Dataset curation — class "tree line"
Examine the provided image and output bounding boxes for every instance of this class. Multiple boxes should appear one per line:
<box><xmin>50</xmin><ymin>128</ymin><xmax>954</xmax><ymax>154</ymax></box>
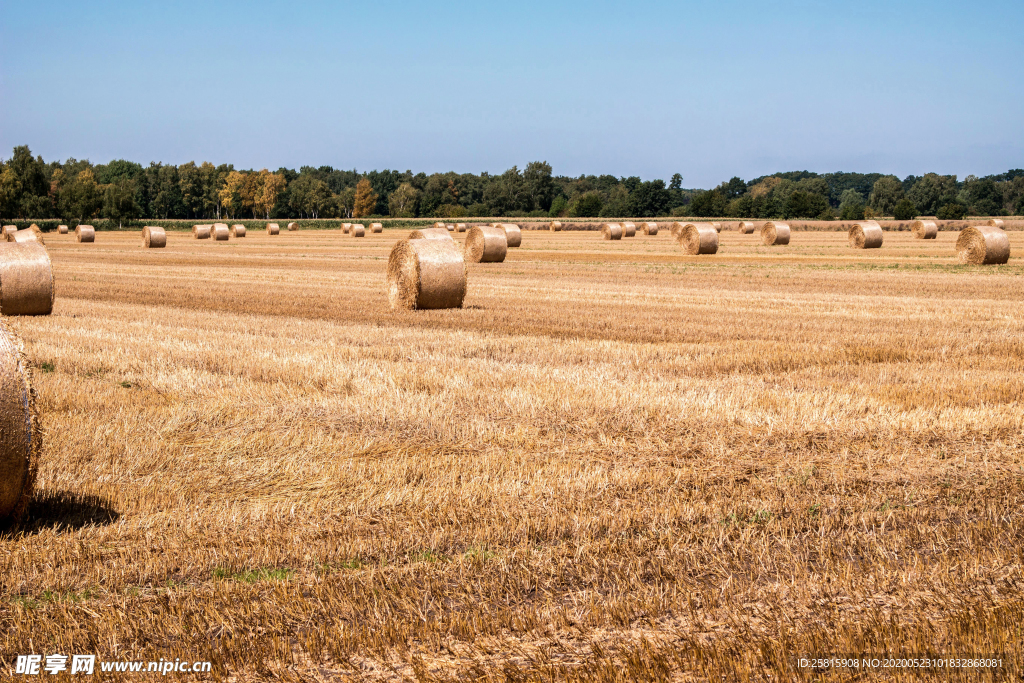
<box><xmin>0</xmin><ymin>145</ymin><xmax>1020</xmax><ymax>223</ymax></box>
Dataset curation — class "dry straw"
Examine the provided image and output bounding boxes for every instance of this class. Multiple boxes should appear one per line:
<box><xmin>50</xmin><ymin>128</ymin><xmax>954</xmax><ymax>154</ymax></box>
<box><xmin>465</xmin><ymin>225</ymin><xmax>508</xmax><ymax>263</ymax></box>
<box><xmin>75</xmin><ymin>225</ymin><xmax>95</xmax><ymax>243</ymax></box>
<box><xmin>193</xmin><ymin>224</ymin><xmax>212</xmax><ymax>239</ymax></box>
<box><xmin>987</xmin><ymin>218</ymin><xmax>1005</xmax><ymax>229</ymax></box>
<box><xmin>446</xmin><ymin>224</ymin><xmax>455</xmax><ymax>232</ymax></box>
<box><xmin>266</xmin><ymin>223</ymin><xmax>280</xmax><ymax>235</ymax></box>
<box><xmin>370</xmin><ymin>223</ymin><xmax>383</xmax><ymax>233</ymax></box>
<box><xmin>737</xmin><ymin>221</ymin><xmax>757</xmax><ymax>234</ymax></box>
<box><xmin>434</xmin><ymin>222</ymin><xmax>447</xmax><ymax>229</ymax></box>
<box><xmin>142</xmin><ymin>226</ymin><xmax>166</xmax><ymax>248</ymax></box>
<box><xmin>669</xmin><ymin>222</ymin><xmax>684</xmax><ymax>238</ymax></box>
<box><xmin>956</xmin><ymin>225</ymin><xmax>1010</xmax><ymax>265</ymax></box>
<box><xmin>9</xmin><ymin>225</ymin><xmax>43</xmax><ymax>245</ymax></box>
<box><xmin>0</xmin><ymin>320</ymin><xmax>41</xmax><ymax>523</ymax></box>
<box><xmin>1</xmin><ymin>226</ymin><xmax>16</xmax><ymax>238</ymax></box>
<box><xmin>287</xmin><ymin>222</ymin><xmax>299</xmax><ymax>231</ymax></box>
<box><xmin>351</xmin><ymin>224</ymin><xmax>366</xmax><ymax>237</ymax></box>
<box><xmin>849</xmin><ymin>220</ymin><xmax>884</xmax><ymax>249</ymax></box>
<box><xmin>601</xmin><ymin>223</ymin><xmax>623</xmax><ymax>240</ymax></box>
<box><xmin>709</xmin><ymin>222</ymin><xmax>722</xmax><ymax>233</ymax></box>
<box><xmin>621</xmin><ymin>222</ymin><xmax>637</xmax><ymax>237</ymax></box>
<box><xmin>761</xmin><ymin>221</ymin><xmax>791</xmax><ymax>246</ymax></box>
<box><xmin>455</xmin><ymin>223</ymin><xmax>467</xmax><ymax>233</ymax></box>
<box><xmin>409</xmin><ymin>227</ymin><xmax>454</xmax><ymax>241</ymax></box>
<box><xmin>642</xmin><ymin>222</ymin><xmax>658</xmax><ymax>235</ymax></box>
<box><xmin>387</xmin><ymin>237</ymin><xmax>467</xmax><ymax>310</ymax></box>
<box><xmin>497</xmin><ymin>223</ymin><xmax>522</xmax><ymax>247</ymax></box>
<box><xmin>341</xmin><ymin>223</ymin><xmax>351</xmax><ymax>234</ymax></box>
<box><xmin>550</xmin><ymin>221</ymin><xmax>562</xmax><ymax>232</ymax></box>
<box><xmin>212</xmin><ymin>224</ymin><xmax>230</xmax><ymax>241</ymax></box>
<box><xmin>911</xmin><ymin>219</ymin><xmax>938</xmax><ymax>239</ymax></box>
<box><xmin>57</xmin><ymin>225</ymin><xmax>69</xmax><ymax>234</ymax></box>
<box><xmin>230</xmin><ymin>224</ymin><xmax>246</xmax><ymax>238</ymax></box>
<box><xmin>0</xmin><ymin>241</ymin><xmax>54</xmax><ymax>316</ymax></box>
<box><xmin>678</xmin><ymin>223</ymin><xmax>720</xmax><ymax>255</ymax></box>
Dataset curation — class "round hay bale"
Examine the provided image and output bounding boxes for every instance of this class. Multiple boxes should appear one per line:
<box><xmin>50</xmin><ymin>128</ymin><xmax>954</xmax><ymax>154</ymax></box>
<box><xmin>10</xmin><ymin>227</ymin><xmax>42</xmax><ymax>245</ymax></box>
<box><xmin>737</xmin><ymin>221</ymin><xmax>757</xmax><ymax>234</ymax></box>
<box><xmin>267</xmin><ymin>223</ymin><xmax>280</xmax><ymax>235</ymax></box>
<box><xmin>370</xmin><ymin>223</ymin><xmax>384</xmax><ymax>233</ymax></box>
<box><xmin>988</xmin><ymin>219</ymin><xmax>1005</xmax><ymax>229</ymax></box>
<box><xmin>341</xmin><ymin>223</ymin><xmax>351</xmax><ymax>234</ymax></box>
<box><xmin>2</xmin><ymin>226</ymin><xmax>17</xmax><ymax>238</ymax></box>
<box><xmin>0</xmin><ymin>321</ymin><xmax>40</xmax><ymax>524</ymax></box>
<box><xmin>601</xmin><ymin>223</ymin><xmax>623</xmax><ymax>240</ymax></box>
<box><xmin>446</xmin><ymin>224</ymin><xmax>455</xmax><ymax>232</ymax></box>
<box><xmin>212</xmin><ymin>224</ymin><xmax>230</xmax><ymax>241</ymax></box>
<box><xmin>761</xmin><ymin>222</ymin><xmax>791</xmax><ymax>246</ymax></box>
<box><xmin>641</xmin><ymin>222</ymin><xmax>658</xmax><ymax>235</ymax></box>
<box><xmin>497</xmin><ymin>223</ymin><xmax>522</xmax><ymax>247</ymax></box>
<box><xmin>621</xmin><ymin>222</ymin><xmax>636</xmax><ymax>237</ymax></box>
<box><xmin>849</xmin><ymin>220</ymin><xmax>884</xmax><ymax>249</ymax></box>
<box><xmin>550</xmin><ymin>221</ymin><xmax>562</xmax><ymax>232</ymax></box>
<box><xmin>669</xmin><ymin>222</ymin><xmax>685</xmax><ymax>238</ymax></box>
<box><xmin>142</xmin><ymin>226</ymin><xmax>166</xmax><ymax>248</ymax></box>
<box><xmin>956</xmin><ymin>225</ymin><xmax>1010</xmax><ymax>265</ymax></box>
<box><xmin>230</xmin><ymin>224</ymin><xmax>246</xmax><ymax>238</ymax></box>
<box><xmin>387</xmin><ymin>238</ymin><xmax>467</xmax><ymax>310</ymax></box>
<box><xmin>351</xmin><ymin>224</ymin><xmax>365</xmax><ymax>237</ymax></box>
<box><xmin>409</xmin><ymin>227</ymin><xmax>454</xmax><ymax>241</ymax></box>
<box><xmin>75</xmin><ymin>225</ymin><xmax>95</xmax><ymax>243</ymax></box>
<box><xmin>0</xmin><ymin>241</ymin><xmax>54</xmax><ymax>316</ymax></box>
<box><xmin>911</xmin><ymin>219</ymin><xmax>938</xmax><ymax>239</ymax></box>
<box><xmin>57</xmin><ymin>225</ymin><xmax>69</xmax><ymax>235</ymax></box>
<box><xmin>455</xmin><ymin>223</ymin><xmax>467</xmax><ymax>233</ymax></box>
<box><xmin>434</xmin><ymin>222</ymin><xmax>447</xmax><ymax>229</ymax></box>
<box><xmin>287</xmin><ymin>222</ymin><xmax>299</xmax><ymax>231</ymax></box>
<box><xmin>193</xmin><ymin>224</ymin><xmax>212</xmax><ymax>239</ymax></box>
<box><xmin>465</xmin><ymin>226</ymin><xmax>507</xmax><ymax>263</ymax></box>
<box><xmin>709</xmin><ymin>222</ymin><xmax>722</xmax><ymax>233</ymax></box>
<box><xmin>678</xmin><ymin>223</ymin><xmax>720</xmax><ymax>255</ymax></box>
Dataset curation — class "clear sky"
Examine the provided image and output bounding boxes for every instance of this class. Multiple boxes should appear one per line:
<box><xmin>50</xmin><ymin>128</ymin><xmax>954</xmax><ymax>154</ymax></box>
<box><xmin>1</xmin><ymin>0</ymin><xmax>1021</xmax><ymax>188</ymax></box>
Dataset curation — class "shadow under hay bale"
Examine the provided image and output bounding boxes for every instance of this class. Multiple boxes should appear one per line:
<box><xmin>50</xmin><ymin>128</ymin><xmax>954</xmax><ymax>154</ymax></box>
<box><xmin>678</xmin><ymin>223</ymin><xmax>720</xmax><ymax>254</ymax></box>
<box><xmin>465</xmin><ymin>226</ymin><xmax>507</xmax><ymax>263</ymax></box>
<box><xmin>957</xmin><ymin>225</ymin><xmax>1010</xmax><ymax>265</ymax></box>
<box><xmin>761</xmin><ymin>222</ymin><xmax>791</xmax><ymax>246</ymax></box>
<box><xmin>142</xmin><ymin>226</ymin><xmax>166</xmax><ymax>248</ymax></box>
<box><xmin>849</xmin><ymin>220</ymin><xmax>884</xmax><ymax>249</ymax></box>
<box><xmin>387</xmin><ymin>238</ymin><xmax>467</xmax><ymax>310</ymax></box>
<box><xmin>2</xmin><ymin>491</ymin><xmax>119</xmax><ymax>536</ymax></box>
<box><xmin>0</xmin><ymin>242</ymin><xmax>54</xmax><ymax>316</ymax></box>
<box><xmin>0</xmin><ymin>321</ymin><xmax>40</xmax><ymax>527</ymax></box>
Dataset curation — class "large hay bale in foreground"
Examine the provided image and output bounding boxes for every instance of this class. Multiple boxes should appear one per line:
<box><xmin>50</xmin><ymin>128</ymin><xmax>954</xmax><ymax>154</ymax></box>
<box><xmin>212</xmin><ymin>224</ymin><xmax>230</xmax><ymax>241</ymax></box>
<box><xmin>621</xmin><ymin>222</ymin><xmax>636</xmax><ymax>237</ymax></box>
<box><xmin>351</xmin><ymin>224</ymin><xmax>365</xmax><ymax>237</ymax></box>
<box><xmin>409</xmin><ymin>227</ymin><xmax>454</xmax><ymax>241</ymax></box>
<box><xmin>911</xmin><ymin>219</ymin><xmax>938</xmax><ymax>239</ymax></box>
<box><xmin>387</xmin><ymin>238</ymin><xmax>467</xmax><ymax>310</ymax></box>
<box><xmin>287</xmin><ymin>222</ymin><xmax>299</xmax><ymax>231</ymax></box>
<box><xmin>267</xmin><ymin>223</ymin><xmax>280</xmax><ymax>235</ymax></box>
<box><xmin>0</xmin><ymin>242</ymin><xmax>54</xmax><ymax>316</ymax></box>
<box><xmin>497</xmin><ymin>223</ymin><xmax>522</xmax><ymax>247</ymax></box>
<box><xmin>193</xmin><ymin>224</ymin><xmax>212</xmax><ymax>239</ymax></box>
<box><xmin>230</xmin><ymin>224</ymin><xmax>246</xmax><ymax>238</ymax></box>
<box><xmin>849</xmin><ymin>220</ymin><xmax>884</xmax><ymax>249</ymax></box>
<box><xmin>988</xmin><ymin>219</ymin><xmax>1005</xmax><ymax>229</ymax></box>
<box><xmin>0</xmin><ymin>321</ymin><xmax>40</xmax><ymax>524</ymax></box>
<box><xmin>737</xmin><ymin>221</ymin><xmax>757</xmax><ymax>234</ymax></box>
<box><xmin>57</xmin><ymin>225</ymin><xmax>69</xmax><ymax>235</ymax></box>
<box><xmin>465</xmin><ymin>226</ymin><xmax>507</xmax><ymax>263</ymax></box>
<box><xmin>75</xmin><ymin>225</ymin><xmax>95</xmax><ymax>243</ymax></box>
<box><xmin>601</xmin><ymin>223</ymin><xmax>623</xmax><ymax>240</ymax></box>
<box><xmin>761</xmin><ymin>222</ymin><xmax>791</xmax><ymax>246</ymax></box>
<box><xmin>641</xmin><ymin>222</ymin><xmax>658</xmax><ymax>235</ymax></box>
<box><xmin>142</xmin><ymin>226</ymin><xmax>166</xmax><ymax>248</ymax></box>
<box><xmin>550</xmin><ymin>221</ymin><xmax>562</xmax><ymax>232</ymax></box>
<box><xmin>956</xmin><ymin>225</ymin><xmax>1010</xmax><ymax>265</ymax></box>
<box><xmin>370</xmin><ymin>223</ymin><xmax>383</xmax><ymax>233</ymax></box>
<box><xmin>678</xmin><ymin>223</ymin><xmax>720</xmax><ymax>255</ymax></box>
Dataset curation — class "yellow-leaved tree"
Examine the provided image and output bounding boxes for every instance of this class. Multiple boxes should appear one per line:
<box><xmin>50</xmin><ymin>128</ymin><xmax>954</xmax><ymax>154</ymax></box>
<box><xmin>218</xmin><ymin>171</ymin><xmax>246</xmax><ymax>219</ymax></box>
<box><xmin>257</xmin><ymin>171</ymin><xmax>286</xmax><ymax>219</ymax></box>
<box><xmin>353</xmin><ymin>179</ymin><xmax>378</xmax><ymax>218</ymax></box>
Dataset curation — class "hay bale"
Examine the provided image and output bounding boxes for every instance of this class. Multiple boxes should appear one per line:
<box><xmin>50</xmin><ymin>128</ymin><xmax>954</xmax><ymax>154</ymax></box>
<box><xmin>434</xmin><ymin>221</ymin><xmax>447</xmax><ymax>229</ymax></box>
<box><xmin>387</xmin><ymin>238</ymin><xmax>467</xmax><ymax>310</ymax></box>
<box><xmin>465</xmin><ymin>225</ymin><xmax>507</xmax><ymax>263</ymax></box>
<box><xmin>988</xmin><ymin>219</ymin><xmax>1005</xmax><ymax>229</ymax></box>
<box><xmin>0</xmin><ymin>241</ymin><xmax>54</xmax><ymax>316</ymax></box>
<box><xmin>497</xmin><ymin>223</ymin><xmax>522</xmax><ymax>247</ymax></box>
<box><xmin>230</xmin><ymin>224</ymin><xmax>246</xmax><ymax>238</ymax></box>
<box><xmin>409</xmin><ymin>227</ymin><xmax>454</xmax><ymax>241</ymax></box>
<box><xmin>911</xmin><ymin>219</ymin><xmax>938</xmax><ymax>239</ymax></box>
<box><xmin>601</xmin><ymin>223</ymin><xmax>623</xmax><ymax>240</ymax></box>
<box><xmin>351</xmin><ymin>224</ymin><xmax>365</xmax><ymax>237</ymax></box>
<box><xmin>956</xmin><ymin>225</ymin><xmax>1010</xmax><ymax>265</ymax></box>
<box><xmin>669</xmin><ymin>222</ymin><xmax>684</xmax><ymax>238</ymax></box>
<box><xmin>709</xmin><ymin>222</ymin><xmax>722</xmax><ymax>233</ymax></box>
<box><xmin>761</xmin><ymin>222</ymin><xmax>791</xmax><ymax>246</ymax></box>
<box><xmin>550</xmin><ymin>221</ymin><xmax>562</xmax><ymax>232</ymax></box>
<box><xmin>370</xmin><ymin>223</ymin><xmax>383</xmax><ymax>233</ymax></box>
<box><xmin>57</xmin><ymin>225</ymin><xmax>69</xmax><ymax>235</ymax></box>
<box><xmin>849</xmin><ymin>220</ymin><xmax>884</xmax><ymax>249</ymax></box>
<box><xmin>142</xmin><ymin>226</ymin><xmax>166</xmax><ymax>248</ymax></box>
<box><xmin>267</xmin><ymin>223</ymin><xmax>280</xmax><ymax>235</ymax></box>
<box><xmin>455</xmin><ymin>223</ymin><xmax>467</xmax><ymax>233</ymax></box>
<box><xmin>446</xmin><ymin>224</ymin><xmax>455</xmax><ymax>232</ymax></box>
<box><xmin>0</xmin><ymin>320</ymin><xmax>40</xmax><ymax>523</ymax></box>
<box><xmin>678</xmin><ymin>223</ymin><xmax>719</xmax><ymax>255</ymax></box>
<box><xmin>621</xmin><ymin>222</ymin><xmax>636</xmax><ymax>237</ymax></box>
<box><xmin>193</xmin><ymin>224</ymin><xmax>212</xmax><ymax>239</ymax></box>
<box><xmin>9</xmin><ymin>225</ymin><xmax>43</xmax><ymax>245</ymax></box>
<box><xmin>75</xmin><ymin>225</ymin><xmax>95</xmax><ymax>243</ymax></box>
<box><xmin>287</xmin><ymin>222</ymin><xmax>299</xmax><ymax>231</ymax></box>
<box><xmin>212</xmin><ymin>223</ymin><xmax>230</xmax><ymax>241</ymax></box>
<box><xmin>341</xmin><ymin>223</ymin><xmax>351</xmax><ymax>234</ymax></box>
<box><xmin>737</xmin><ymin>221</ymin><xmax>757</xmax><ymax>234</ymax></box>
<box><xmin>2</xmin><ymin>226</ymin><xmax>17</xmax><ymax>238</ymax></box>
<box><xmin>641</xmin><ymin>222</ymin><xmax>658</xmax><ymax>235</ymax></box>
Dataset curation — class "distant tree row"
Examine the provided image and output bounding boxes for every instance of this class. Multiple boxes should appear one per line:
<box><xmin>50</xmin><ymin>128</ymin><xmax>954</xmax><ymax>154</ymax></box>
<box><xmin>0</xmin><ymin>145</ymin><xmax>1020</xmax><ymax>222</ymax></box>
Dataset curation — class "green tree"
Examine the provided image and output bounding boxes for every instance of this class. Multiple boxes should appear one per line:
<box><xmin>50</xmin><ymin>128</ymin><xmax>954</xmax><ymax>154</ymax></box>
<box><xmin>60</xmin><ymin>169</ymin><xmax>101</xmax><ymax>221</ymax></box>
<box><xmin>548</xmin><ymin>195</ymin><xmax>568</xmax><ymax>217</ymax></box>
<box><xmin>838</xmin><ymin>188</ymin><xmax>866</xmax><ymax>220</ymax></box>
<box><xmin>785</xmin><ymin>191</ymin><xmax>829</xmax><ymax>218</ymax></box>
<box><xmin>868</xmin><ymin>176</ymin><xmax>904</xmax><ymax>215</ymax></box>
<box><xmin>388</xmin><ymin>182</ymin><xmax>420</xmax><ymax>217</ymax></box>
<box><xmin>892</xmin><ymin>198</ymin><xmax>917</xmax><ymax>220</ymax></box>
<box><xmin>689</xmin><ymin>189</ymin><xmax>727</xmax><ymax>217</ymax></box>
<box><xmin>483</xmin><ymin>167</ymin><xmax>526</xmax><ymax>215</ymax></box>
<box><xmin>102</xmin><ymin>178</ymin><xmax>140</xmax><ymax>227</ymax></box>
<box><xmin>0</xmin><ymin>166</ymin><xmax>23</xmax><ymax>219</ymax></box>
<box><xmin>567</xmin><ymin>191</ymin><xmax>602</xmax><ymax>217</ymax></box>
<box><xmin>936</xmin><ymin>202</ymin><xmax>967</xmax><ymax>220</ymax></box>
<box><xmin>718</xmin><ymin>176</ymin><xmax>746</xmax><ymax>199</ymax></box>
<box><xmin>627</xmin><ymin>179</ymin><xmax>671</xmax><ymax>216</ymax></box>
<box><xmin>907</xmin><ymin>173</ymin><xmax>957</xmax><ymax>215</ymax></box>
<box><xmin>523</xmin><ymin>161</ymin><xmax>554</xmax><ymax>212</ymax></box>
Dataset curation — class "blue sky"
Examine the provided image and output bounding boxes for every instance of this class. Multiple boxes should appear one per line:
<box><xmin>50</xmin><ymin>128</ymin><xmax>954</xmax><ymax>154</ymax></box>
<box><xmin>1</xmin><ymin>0</ymin><xmax>1021</xmax><ymax>188</ymax></box>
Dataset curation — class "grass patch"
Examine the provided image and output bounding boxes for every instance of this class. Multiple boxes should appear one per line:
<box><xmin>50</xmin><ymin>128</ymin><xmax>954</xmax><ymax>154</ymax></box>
<box><xmin>212</xmin><ymin>567</ymin><xmax>294</xmax><ymax>582</ymax></box>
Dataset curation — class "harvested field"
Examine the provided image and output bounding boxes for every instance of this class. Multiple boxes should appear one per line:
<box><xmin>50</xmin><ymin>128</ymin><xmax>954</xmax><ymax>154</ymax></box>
<box><xmin>2</xmin><ymin>228</ymin><xmax>1024</xmax><ymax>681</ymax></box>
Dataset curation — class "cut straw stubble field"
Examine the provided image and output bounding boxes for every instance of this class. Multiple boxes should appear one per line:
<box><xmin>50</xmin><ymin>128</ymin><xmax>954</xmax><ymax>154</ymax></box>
<box><xmin>1</xmin><ymin>229</ymin><xmax>1023</xmax><ymax>681</ymax></box>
